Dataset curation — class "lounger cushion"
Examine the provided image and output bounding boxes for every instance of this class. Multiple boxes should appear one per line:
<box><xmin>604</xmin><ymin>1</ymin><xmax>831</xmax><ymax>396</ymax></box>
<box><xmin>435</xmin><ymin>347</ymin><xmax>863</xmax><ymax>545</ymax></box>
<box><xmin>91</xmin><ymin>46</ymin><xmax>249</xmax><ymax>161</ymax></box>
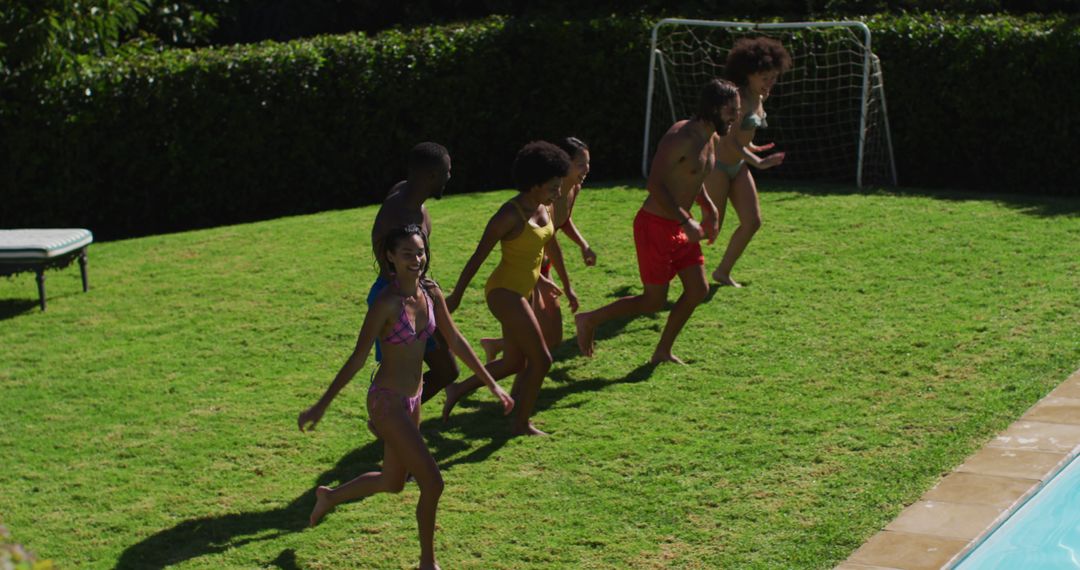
<box><xmin>0</xmin><ymin>229</ymin><xmax>94</xmax><ymax>260</ymax></box>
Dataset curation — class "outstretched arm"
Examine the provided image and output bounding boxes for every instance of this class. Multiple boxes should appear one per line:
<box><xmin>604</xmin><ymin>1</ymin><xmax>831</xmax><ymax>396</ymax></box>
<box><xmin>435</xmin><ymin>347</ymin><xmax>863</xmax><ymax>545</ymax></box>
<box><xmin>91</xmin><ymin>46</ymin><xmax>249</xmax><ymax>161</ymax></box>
<box><xmin>560</xmin><ymin>216</ymin><xmax>596</xmax><ymax>266</ymax></box>
<box><xmin>429</xmin><ymin>285</ymin><xmax>514</xmax><ymax>414</ymax></box>
<box><xmin>446</xmin><ymin>205</ymin><xmax>515</xmax><ymax>313</ymax></box>
<box><xmin>298</xmin><ymin>298</ymin><xmax>392</xmax><ymax>431</ymax></box>
<box><xmin>544</xmin><ymin>235</ymin><xmax>578</xmax><ymax>312</ymax></box>
<box><xmin>739</xmin><ymin>139</ymin><xmax>785</xmax><ymax>170</ymax></box>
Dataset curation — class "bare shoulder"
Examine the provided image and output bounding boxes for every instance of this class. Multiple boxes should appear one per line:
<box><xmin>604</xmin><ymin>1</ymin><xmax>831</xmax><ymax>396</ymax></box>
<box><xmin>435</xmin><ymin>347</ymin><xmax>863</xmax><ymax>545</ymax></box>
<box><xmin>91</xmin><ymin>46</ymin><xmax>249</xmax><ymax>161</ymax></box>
<box><xmin>370</xmin><ymin>286</ymin><xmax>400</xmax><ymax>317</ymax></box>
<box><xmin>423</xmin><ymin>279</ymin><xmax>445</xmax><ymax>300</ymax></box>
<box><xmin>385</xmin><ymin>180</ymin><xmax>408</xmax><ymax>200</ymax></box>
<box><xmin>655</xmin><ymin>122</ymin><xmax>698</xmax><ymax>166</ymax></box>
<box><xmin>492</xmin><ymin>199</ymin><xmax>520</xmax><ymax>223</ymax></box>
<box><xmin>660</xmin><ymin>121</ymin><xmax>697</xmax><ymax>151</ymax></box>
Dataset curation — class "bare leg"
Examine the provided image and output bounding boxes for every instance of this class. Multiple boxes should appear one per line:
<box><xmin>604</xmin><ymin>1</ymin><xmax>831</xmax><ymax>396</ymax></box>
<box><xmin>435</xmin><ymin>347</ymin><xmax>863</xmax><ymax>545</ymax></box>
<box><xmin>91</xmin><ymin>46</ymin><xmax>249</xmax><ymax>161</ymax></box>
<box><xmin>479</xmin><ymin>338</ymin><xmax>503</xmax><ymax>364</ymax></box>
<box><xmin>713</xmin><ymin>167</ymin><xmax>762</xmax><ymax>287</ymax></box>
<box><xmin>574</xmin><ymin>283</ymin><xmax>669</xmax><ymax>357</ymax></box>
<box><xmin>441</xmin><ymin>344</ymin><xmax>525</xmax><ymax>422</ymax></box>
<box><xmin>309</xmin><ymin>415</ymin><xmax>409</xmax><ymax>526</ymax></box>
<box><xmin>311</xmin><ymin>401</ymin><xmax>442</xmax><ymax>568</ymax></box>
<box><xmin>487</xmin><ymin>288</ymin><xmax>552</xmax><ymax>435</ymax></box>
<box><xmin>420</xmin><ymin>331</ymin><xmax>459</xmax><ymax>403</ymax></box>
<box><xmin>651</xmin><ymin>264</ymin><xmax>708</xmax><ymax>364</ymax></box>
<box><xmin>478</xmin><ymin>283</ymin><xmax>562</xmax><ymax>362</ymax></box>
<box><xmin>531</xmin><ymin>285</ymin><xmax>563</xmax><ymax>351</ymax></box>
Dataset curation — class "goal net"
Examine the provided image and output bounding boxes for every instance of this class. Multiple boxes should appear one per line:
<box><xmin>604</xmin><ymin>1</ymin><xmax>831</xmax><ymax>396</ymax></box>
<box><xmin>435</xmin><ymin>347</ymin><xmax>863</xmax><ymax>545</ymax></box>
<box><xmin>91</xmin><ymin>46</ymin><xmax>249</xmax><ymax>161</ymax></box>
<box><xmin>643</xmin><ymin>19</ymin><xmax>897</xmax><ymax>187</ymax></box>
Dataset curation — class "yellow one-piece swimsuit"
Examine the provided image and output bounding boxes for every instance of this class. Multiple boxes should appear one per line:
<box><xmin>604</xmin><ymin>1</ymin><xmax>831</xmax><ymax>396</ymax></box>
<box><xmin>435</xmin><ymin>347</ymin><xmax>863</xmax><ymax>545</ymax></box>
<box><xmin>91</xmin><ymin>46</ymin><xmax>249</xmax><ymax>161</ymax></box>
<box><xmin>485</xmin><ymin>200</ymin><xmax>554</xmax><ymax>298</ymax></box>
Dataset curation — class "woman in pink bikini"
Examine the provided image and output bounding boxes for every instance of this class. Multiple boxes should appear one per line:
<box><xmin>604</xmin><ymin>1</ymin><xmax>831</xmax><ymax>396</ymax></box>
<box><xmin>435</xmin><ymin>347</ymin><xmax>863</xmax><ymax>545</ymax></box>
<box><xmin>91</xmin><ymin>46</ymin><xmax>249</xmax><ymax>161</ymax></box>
<box><xmin>298</xmin><ymin>225</ymin><xmax>513</xmax><ymax>570</ymax></box>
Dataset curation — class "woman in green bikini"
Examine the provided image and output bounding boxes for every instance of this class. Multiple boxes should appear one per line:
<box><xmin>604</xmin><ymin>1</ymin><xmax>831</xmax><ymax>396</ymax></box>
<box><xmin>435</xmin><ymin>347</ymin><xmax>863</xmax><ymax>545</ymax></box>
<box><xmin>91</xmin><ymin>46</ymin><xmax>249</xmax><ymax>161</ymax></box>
<box><xmin>706</xmin><ymin>37</ymin><xmax>792</xmax><ymax>287</ymax></box>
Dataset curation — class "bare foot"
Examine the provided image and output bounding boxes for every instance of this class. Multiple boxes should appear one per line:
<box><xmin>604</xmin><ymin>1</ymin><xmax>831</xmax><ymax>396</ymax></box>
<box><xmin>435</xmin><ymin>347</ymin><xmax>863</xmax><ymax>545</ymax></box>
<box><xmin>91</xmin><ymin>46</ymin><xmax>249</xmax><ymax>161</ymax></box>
<box><xmin>574</xmin><ymin>312</ymin><xmax>595</xmax><ymax>357</ymax></box>
<box><xmin>711</xmin><ymin>268</ymin><xmax>742</xmax><ymax>288</ymax></box>
<box><xmin>512</xmin><ymin>422</ymin><xmax>549</xmax><ymax>437</ymax></box>
<box><xmin>650</xmin><ymin>351</ymin><xmax>686</xmax><ymax>365</ymax></box>
<box><xmin>309</xmin><ymin>485</ymin><xmax>334</xmax><ymax>527</ymax></box>
<box><xmin>441</xmin><ymin>383</ymin><xmax>461</xmax><ymax>423</ymax></box>
<box><xmin>480</xmin><ymin>338</ymin><xmax>501</xmax><ymax>364</ymax></box>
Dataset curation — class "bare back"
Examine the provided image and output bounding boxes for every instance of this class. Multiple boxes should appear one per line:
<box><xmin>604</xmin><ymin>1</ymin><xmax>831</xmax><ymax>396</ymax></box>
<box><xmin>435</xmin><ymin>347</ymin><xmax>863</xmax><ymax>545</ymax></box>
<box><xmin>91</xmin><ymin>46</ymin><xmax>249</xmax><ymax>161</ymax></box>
<box><xmin>643</xmin><ymin>119</ymin><xmax>716</xmax><ymax>218</ymax></box>
<box><xmin>371</xmin><ymin>181</ymin><xmax>432</xmax><ymax>279</ymax></box>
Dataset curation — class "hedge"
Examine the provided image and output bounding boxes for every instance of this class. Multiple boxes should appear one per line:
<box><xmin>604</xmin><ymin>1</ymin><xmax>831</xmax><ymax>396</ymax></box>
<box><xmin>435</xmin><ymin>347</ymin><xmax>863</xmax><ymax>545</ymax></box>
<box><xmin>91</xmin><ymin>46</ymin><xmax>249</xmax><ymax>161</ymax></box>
<box><xmin>870</xmin><ymin>13</ymin><xmax>1080</xmax><ymax>193</ymax></box>
<box><xmin>0</xmin><ymin>15</ymin><xmax>649</xmax><ymax>238</ymax></box>
<box><xmin>203</xmin><ymin>0</ymin><xmax>1080</xmax><ymax>45</ymax></box>
<box><xmin>0</xmin><ymin>13</ymin><xmax>1075</xmax><ymax>239</ymax></box>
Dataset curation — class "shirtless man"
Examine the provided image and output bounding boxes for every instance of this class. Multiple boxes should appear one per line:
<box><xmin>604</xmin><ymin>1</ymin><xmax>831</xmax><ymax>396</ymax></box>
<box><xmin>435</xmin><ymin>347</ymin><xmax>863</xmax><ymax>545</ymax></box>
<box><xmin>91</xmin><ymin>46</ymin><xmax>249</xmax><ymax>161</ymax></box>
<box><xmin>369</xmin><ymin>142</ymin><xmax>458</xmax><ymax>402</ymax></box>
<box><xmin>574</xmin><ymin>79</ymin><xmax>740</xmax><ymax>364</ymax></box>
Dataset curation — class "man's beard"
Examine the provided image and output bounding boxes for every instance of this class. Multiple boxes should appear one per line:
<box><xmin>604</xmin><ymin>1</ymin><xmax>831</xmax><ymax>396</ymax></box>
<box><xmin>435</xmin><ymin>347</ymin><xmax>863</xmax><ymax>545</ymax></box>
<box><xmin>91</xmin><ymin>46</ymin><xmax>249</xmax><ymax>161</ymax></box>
<box><xmin>713</xmin><ymin>118</ymin><xmax>731</xmax><ymax>136</ymax></box>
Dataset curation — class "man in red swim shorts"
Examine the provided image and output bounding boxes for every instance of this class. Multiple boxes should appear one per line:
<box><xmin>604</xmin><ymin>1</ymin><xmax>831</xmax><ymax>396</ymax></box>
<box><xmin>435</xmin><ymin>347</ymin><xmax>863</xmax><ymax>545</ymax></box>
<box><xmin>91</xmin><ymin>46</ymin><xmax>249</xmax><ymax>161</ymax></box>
<box><xmin>575</xmin><ymin>79</ymin><xmax>741</xmax><ymax>364</ymax></box>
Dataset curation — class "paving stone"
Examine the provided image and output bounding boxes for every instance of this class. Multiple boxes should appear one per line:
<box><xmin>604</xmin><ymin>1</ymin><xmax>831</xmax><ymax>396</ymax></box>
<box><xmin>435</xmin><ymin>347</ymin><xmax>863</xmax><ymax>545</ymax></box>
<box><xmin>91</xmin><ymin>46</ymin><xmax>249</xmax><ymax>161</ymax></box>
<box><xmin>989</xmin><ymin>420</ymin><xmax>1080</xmax><ymax>452</ymax></box>
<box><xmin>847</xmin><ymin>531</ymin><xmax>968</xmax><ymax>570</ymax></box>
<box><xmin>921</xmin><ymin>472</ymin><xmax>1035</xmax><ymax>508</ymax></box>
<box><xmin>885</xmin><ymin>500</ymin><xmax>1005</xmax><ymax>540</ymax></box>
<box><xmin>956</xmin><ymin>447</ymin><xmax>1067</xmax><ymax>480</ymax></box>
<box><xmin>1023</xmin><ymin>396</ymin><xmax>1080</xmax><ymax>425</ymax></box>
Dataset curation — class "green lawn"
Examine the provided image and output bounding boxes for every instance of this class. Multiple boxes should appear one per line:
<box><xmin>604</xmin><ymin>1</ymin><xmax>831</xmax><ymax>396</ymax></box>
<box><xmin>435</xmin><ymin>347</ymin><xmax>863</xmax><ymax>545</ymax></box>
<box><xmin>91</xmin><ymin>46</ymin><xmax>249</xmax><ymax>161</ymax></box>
<box><xmin>1</xmin><ymin>183</ymin><xmax>1078</xmax><ymax>569</ymax></box>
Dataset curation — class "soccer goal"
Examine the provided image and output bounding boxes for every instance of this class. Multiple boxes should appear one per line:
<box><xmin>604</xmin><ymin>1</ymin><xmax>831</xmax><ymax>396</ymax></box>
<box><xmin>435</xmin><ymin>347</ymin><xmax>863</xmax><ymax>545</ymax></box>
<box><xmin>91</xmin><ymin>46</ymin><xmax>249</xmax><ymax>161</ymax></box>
<box><xmin>643</xmin><ymin>19</ymin><xmax>897</xmax><ymax>187</ymax></box>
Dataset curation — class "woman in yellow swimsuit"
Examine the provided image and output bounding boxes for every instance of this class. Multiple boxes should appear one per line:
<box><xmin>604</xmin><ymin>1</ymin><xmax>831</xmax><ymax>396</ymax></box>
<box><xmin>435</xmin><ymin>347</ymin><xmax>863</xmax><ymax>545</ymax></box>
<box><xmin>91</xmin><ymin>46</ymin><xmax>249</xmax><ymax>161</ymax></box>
<box><xmin>444</xmin><ymin>141</ymin><xmax>571</xmax><ymax>436</ymax></box>
<box><xmin>480</xmin><ymin>136</ymin><xmax>594</xmax><ymax>362</ymax></box>
<box><xmin>705</xmin><ymin>36</ymin><xmax>791</xmax><ymax>287</ymax></box>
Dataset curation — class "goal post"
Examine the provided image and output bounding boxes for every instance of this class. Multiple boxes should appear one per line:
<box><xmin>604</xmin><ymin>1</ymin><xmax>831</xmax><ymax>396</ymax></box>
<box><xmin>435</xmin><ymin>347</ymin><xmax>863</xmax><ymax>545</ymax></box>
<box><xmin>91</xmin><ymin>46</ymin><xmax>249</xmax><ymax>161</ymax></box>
<box><xmin>642</xmin><ymin>19</ymin><xmax>898</xmax><ymax>188</ymax></box>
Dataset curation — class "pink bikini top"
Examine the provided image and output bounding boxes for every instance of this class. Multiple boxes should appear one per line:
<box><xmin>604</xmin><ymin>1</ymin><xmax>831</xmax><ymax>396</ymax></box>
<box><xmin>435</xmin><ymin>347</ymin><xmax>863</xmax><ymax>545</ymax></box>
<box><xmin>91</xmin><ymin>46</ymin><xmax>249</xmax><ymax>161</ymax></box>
<box><xmin>384</xmin><ymin>283</ymin><xmax>436</xmax><ymax>345</ymax></box>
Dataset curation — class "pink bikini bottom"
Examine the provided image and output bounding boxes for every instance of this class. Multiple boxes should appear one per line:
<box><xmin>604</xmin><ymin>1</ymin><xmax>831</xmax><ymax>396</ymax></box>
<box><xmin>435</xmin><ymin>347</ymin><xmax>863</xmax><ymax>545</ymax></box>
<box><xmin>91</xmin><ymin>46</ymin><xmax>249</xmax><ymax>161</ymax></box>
<box><xmin>366</xmin><ymin>383</ymin><xmax>422</xmax><ymax>438</ymax></box>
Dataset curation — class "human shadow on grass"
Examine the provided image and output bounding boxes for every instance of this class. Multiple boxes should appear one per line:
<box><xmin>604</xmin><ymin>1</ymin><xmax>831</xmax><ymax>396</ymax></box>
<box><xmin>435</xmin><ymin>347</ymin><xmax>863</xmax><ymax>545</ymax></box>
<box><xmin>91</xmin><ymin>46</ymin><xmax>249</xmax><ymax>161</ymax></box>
<box><xmin>703</xmin><ymin>282</ymin><xmax>744</xmax><ymax>304</ymax></box>
<box><xmin>269</xmin><ymin>548</ymin><xmax>302</xmax><ymax>570</ymax></box>
<box><xmin>557</xmin><ymin>284</ymin><xmax>666</xmax><ymax>358</ymax></box>
<box><xmin>0</xmin><ymin>298</ymin><xmax>39</xmax><ymax>320</ymax></box>
<box><xmin>114</xmin><ymin>358</ymin><xmax>657</xmax><ymax>569</ymax></box>
<box><xmin>434</xmin><ymin>359</ymin><xmax>661</xmax><ymax>469</ymax></box>
<box><xmin>114</xmin><ymin>421</ymin><xmax>465</xmax><ymax>568</ymax></box>
<box><xmin>761</xmin><ymin>180</ymin><xmax>1080</xmax><ymax>218</ymax></box>
<box><xmin>556</xmin><ymin>282</ymin><xmax>731</xmax><ymax>361</ymax></box>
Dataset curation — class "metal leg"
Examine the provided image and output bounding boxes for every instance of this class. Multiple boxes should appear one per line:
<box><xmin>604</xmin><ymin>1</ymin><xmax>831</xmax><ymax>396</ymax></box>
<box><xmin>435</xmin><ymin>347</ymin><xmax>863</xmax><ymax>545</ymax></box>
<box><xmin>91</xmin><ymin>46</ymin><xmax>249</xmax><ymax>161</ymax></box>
<box><xmin>36</xmin><ymin>268</ymin><xmax>46</xmax><ymax>311</ymax></box>
<box><xmin>79</xmin><ymin>248</ymin><xmax>89</xmax><ymax>292</ymax></box>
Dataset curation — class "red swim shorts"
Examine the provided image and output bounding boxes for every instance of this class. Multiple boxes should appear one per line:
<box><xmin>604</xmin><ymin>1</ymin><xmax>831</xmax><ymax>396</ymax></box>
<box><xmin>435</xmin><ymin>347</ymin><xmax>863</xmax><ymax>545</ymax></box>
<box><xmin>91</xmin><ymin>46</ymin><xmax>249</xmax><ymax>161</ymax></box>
<box><xmin>633</xmin><ymin>209</ymin><xmax>703</xmax><ymax>285</ymax></box>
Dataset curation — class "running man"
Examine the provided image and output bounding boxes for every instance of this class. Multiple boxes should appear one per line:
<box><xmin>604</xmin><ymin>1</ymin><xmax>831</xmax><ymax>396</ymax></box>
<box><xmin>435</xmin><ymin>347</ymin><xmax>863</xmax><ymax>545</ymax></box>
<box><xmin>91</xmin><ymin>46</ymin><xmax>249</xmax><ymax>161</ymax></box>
<box><xmin>575</xmin><ymin>79</ymin><xmax>741</xmax><ymax>364</ymax></box>
<box><xmin>369</xmin><ymin>142</ymin><xmax>459</xmax><ymax>402</ymax></box>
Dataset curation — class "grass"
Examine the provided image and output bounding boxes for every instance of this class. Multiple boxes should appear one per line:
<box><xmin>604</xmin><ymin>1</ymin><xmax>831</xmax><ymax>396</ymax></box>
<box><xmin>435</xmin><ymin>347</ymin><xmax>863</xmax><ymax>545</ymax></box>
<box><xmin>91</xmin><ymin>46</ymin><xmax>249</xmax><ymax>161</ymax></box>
<box><xmin>1</xmin><ymin>182</ymin><xmax>1078</xmax><ymax>569</ymax></box>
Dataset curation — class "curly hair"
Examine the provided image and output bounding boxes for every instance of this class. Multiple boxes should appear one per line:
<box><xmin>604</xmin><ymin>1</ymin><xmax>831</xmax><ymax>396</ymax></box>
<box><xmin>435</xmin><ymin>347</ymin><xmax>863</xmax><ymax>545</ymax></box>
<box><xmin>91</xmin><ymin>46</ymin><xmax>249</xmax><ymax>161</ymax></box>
<box><xmin>724</xmin><ymin>37</ymin><xmax>792</xmax><ymax>86</ymax></box>
<box><xmin>512</xmin><ymin>141</ymin><xmax>571</xmax><ymax>192</ymax></box>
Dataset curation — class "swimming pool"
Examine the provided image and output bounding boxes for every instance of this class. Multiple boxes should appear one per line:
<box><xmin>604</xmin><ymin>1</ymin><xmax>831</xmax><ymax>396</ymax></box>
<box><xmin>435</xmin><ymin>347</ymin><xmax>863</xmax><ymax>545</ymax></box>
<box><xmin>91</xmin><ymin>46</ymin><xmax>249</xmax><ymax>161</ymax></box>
<box><xmin>952</xmin><ymin>451</ymin><xmax>1080</xmax><ymax>569</ymax></box>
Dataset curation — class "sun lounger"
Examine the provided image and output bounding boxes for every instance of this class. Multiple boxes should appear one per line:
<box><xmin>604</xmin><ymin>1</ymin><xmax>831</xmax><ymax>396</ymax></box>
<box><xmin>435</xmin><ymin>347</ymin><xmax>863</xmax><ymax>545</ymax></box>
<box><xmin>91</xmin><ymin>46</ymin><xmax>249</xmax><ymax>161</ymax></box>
<box><xmin>0</xmin><ymin>229</ymin><xmax>94</xmax><ymax>311</ymax></box>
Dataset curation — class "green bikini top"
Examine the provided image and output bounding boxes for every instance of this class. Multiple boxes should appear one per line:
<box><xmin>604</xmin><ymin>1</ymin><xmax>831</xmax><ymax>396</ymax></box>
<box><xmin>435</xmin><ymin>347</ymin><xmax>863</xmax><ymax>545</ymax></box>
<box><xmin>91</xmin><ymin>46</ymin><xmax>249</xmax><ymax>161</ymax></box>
<box><xmin>741</xmin><ymin>111</ymin><xmax>767</xmax><ymax>130</ymax></box>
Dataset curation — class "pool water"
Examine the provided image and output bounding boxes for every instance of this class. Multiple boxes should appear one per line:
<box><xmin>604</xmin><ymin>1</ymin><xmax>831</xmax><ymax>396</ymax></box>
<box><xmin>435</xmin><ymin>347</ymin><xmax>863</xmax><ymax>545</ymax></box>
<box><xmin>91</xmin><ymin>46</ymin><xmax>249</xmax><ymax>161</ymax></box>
<box><xmin>953</xmin><ymin>453</ymin><xmax>1080</xmax><ymax>569</ymax></box>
